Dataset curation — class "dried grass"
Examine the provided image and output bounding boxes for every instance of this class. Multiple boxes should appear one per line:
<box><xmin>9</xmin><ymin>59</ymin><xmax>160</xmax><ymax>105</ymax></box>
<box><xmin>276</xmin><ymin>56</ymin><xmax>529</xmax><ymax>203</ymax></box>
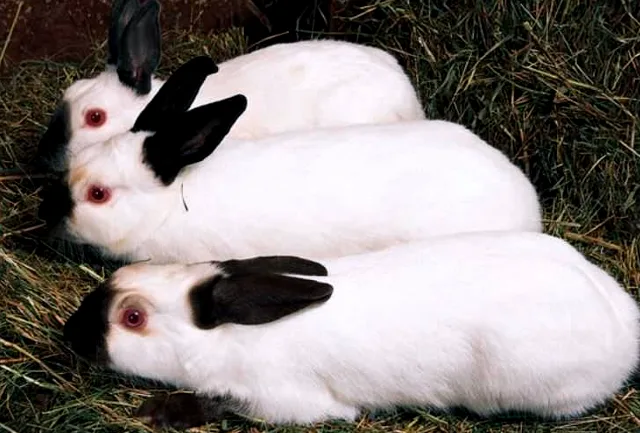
<box><xmin>1</xmin><ymin>1</ymin><xmax>639</xmax><ymax>432</ymax></box>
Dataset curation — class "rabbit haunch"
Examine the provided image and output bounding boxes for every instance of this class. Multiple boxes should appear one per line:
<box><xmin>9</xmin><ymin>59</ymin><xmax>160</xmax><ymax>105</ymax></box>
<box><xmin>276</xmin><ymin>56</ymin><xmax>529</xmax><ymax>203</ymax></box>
<box><xmin>35</xmin><ymin>1</ymin><xmax>424</xmax><ymax>172</ymax></box>
<box><xmin>63</xmin><ymin>232</ymin><xmax>640</xmax><ymax>427</ymax></box>
<box><xmin>40</xmin><ymin>86</ymin><xmax>542</xmax><ymax>263</ymax></box>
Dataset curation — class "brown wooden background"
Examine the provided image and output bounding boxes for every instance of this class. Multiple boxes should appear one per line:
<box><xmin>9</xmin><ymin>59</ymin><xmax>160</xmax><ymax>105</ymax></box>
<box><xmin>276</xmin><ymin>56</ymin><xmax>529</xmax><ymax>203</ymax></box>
<box><xmin>0</xmin><ymin>0</ymin><xmax>351</xmax><ymax>69</ymax></box>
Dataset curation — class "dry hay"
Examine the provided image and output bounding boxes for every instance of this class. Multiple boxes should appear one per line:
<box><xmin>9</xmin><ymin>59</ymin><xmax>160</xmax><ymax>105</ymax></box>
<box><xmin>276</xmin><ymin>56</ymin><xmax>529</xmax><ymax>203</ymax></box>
<box><xmin>1</xmin><ymin>1</ymin><xmax>639</xmax><ymax>432</ymax></box>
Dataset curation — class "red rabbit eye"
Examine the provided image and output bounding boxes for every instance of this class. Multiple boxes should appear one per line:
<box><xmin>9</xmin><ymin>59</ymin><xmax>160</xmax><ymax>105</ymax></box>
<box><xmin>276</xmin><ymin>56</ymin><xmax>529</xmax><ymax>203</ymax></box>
<box><xmin>86</xmin><ymin>185</ymin><xmax>111</xmax><ymax>204</ymax></box>
<box><xmin>85</xmin><ymin>108</ymin><xmax>106</xmax><ymax>127</ymax></box>
<box><xmin>121</xmin><ymin>308</ymin><xmax>146</xmax><ymax>329</ymax></box>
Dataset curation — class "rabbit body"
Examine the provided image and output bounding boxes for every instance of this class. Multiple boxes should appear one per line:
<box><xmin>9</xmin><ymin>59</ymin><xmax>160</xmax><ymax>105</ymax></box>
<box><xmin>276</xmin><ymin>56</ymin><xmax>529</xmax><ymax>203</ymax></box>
<box><xmin>192</xmin><ymin>40</ymin><xmax>426</xmax><ymax>138</ymax></box>
<box><xmin>175</xmin><ymin>234</ymin><xmax>638</xmax><ymax>422</ymax></box>
<box><xmin>39</xmin><ymin>40</ymin><xmax>424</xmax><ymax>172</ymax></box>
<box><xmin>65</xmin><ymin>232</ymin><xmax>640</xmax><ymax>425</ymax></box>
<box><xmin>56</xmin><ymin>118</ymin><xmax>541</xmax><ymax>263</ymax></box>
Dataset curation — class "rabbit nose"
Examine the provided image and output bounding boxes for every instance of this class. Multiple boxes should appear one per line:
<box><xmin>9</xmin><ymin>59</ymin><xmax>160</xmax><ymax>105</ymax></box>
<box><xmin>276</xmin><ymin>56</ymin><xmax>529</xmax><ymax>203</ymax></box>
<box><xmin>63</xmin><ymin>313</ymin><xmax>109</xmax><ymax>364</ymax></box>
<box><xmin>38</xmin><ymin>180</ymin><xmax>74</xmax><ymax>228</ymax></box>
<box><xmin>63</xmin><ymin>284</ymin><xmax>112</xmax><ymax>364</ymax></box>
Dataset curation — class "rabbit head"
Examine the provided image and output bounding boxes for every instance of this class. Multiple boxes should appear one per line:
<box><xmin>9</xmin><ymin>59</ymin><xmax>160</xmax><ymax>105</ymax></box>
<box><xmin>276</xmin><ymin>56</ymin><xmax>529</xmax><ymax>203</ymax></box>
<box><xmin>38</xmin><ymin>56</ymin><xmax>245</xmax><ymax>259</ymax></box>
<box><xmin>63</xmin><ymin>256</ymin><xmax>331</xmax><ymax>383</ymax></box>
<box><xmin>37</xmin><ymin>0</ymin><xmax>162</xmax><ymax>172</ymax></box>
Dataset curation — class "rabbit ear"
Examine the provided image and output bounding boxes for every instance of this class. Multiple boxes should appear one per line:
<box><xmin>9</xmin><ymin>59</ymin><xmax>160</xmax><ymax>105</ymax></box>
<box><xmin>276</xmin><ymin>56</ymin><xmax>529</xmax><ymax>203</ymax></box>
<box><xmin>114</xmin><ymin>0</ymin><xmax>162</xmax><ymax>95</ymax></box>
<box><xmin>107</xmin><ymin>0</ymin><xmax>142</xmax><ymax>66</ymax></box>
<box><xmin>218</xmin><ymin>256</ymin><xmax>328</xmax><ymax>277</ymax></box>
<box><xmin>142</xmin><ymin>94</ymin><xmax>247</xmax><ymax>185</ymax></box>
<box><xmin>132</xmin><ymin>56</ymin><xmax>219</xmax><ymax>133</ymax></box>
<box><xmin>189</xmin><ymin>270</ymin><xmax>333</xmax><ymax>329</ymax></box>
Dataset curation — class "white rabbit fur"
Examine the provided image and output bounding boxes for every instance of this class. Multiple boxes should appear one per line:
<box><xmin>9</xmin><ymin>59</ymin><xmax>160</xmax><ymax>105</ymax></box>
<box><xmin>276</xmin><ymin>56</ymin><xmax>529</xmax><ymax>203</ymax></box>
<box><xmin>41</xmin><ymin>40</ymin><xmax>425</xmax><ymax>171</ymax></box>
<box><xmin>63</xmin><ymin>231</ymin><xmax>640</xmax><ymax>425</ymax></box>
<box><xmin>51</xmin><ymin>115</ymin><xmax>542</xmax><ymax>264</ymax></box>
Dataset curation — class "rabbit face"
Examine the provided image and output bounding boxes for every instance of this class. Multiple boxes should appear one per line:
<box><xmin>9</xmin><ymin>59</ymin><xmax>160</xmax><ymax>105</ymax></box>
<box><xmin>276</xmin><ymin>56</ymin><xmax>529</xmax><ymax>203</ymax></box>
<box><xmin>63</xmin><ymin>257</ymin><xmax>331</xmax><ymax>384</ymax></box>
<box><xmin>37</xmin><ymin>56</ymin><xmax>239</xmax><ymax>260</ymax></box>
<box><xmin>63</xmin><ymin>262</ymin><xmax>210</xmax><ymax>382</ymax></box>
<box><xmin>38</xmin><ymin>71</ymin><xmax>157</xmax><ymax>172</ymax></box>
<box><xmin>38</xmin><ymin>132</ymin><xmax>175</xmax><ymax>259</ymax></box>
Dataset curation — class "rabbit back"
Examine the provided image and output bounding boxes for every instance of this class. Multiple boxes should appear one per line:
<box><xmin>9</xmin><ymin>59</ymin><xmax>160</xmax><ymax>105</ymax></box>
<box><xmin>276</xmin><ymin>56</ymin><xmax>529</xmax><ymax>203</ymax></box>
<box><xmin>185</xmin><ymin>233</ymin><xmax>639</xmax><ymax>422</ymax></box>
<box><xmin>193</xmin><ymin>40</ymin><xmax>426</xmax><ymax>139</ymax></box>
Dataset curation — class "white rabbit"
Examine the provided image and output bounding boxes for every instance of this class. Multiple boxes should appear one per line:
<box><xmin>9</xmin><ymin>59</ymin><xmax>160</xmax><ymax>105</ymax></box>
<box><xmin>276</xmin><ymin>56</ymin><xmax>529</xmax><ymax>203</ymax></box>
<box><xmin>62</xmin><ymin>231</ymin><xmax>640</xmax><ymax>428</ymax></box>
<box><xmin>35</xmin><ymin>0</ymin><xmax>424</xmax><ymax>172</ymax></box>
<box><xmin>37</xmin><ymin>55</ymin><xmax>542</xmax><ymax>264</ymax></box>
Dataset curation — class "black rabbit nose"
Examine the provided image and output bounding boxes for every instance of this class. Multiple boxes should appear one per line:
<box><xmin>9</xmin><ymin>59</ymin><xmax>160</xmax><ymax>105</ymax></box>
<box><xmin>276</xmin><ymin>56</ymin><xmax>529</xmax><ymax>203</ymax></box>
<box><xmin>63</xmin><ymin>313</ymin><xmax>109</xmax><ymax>364</ymax></box>
<box><xmin>63</xmin><ymin>284</ymin><xmax>113</xmax><ymax>364</ymax></box>
<box><xmin>38</xmin><ymin>180</ymin><xmax>74</xmax><ymax>228</ymax></box>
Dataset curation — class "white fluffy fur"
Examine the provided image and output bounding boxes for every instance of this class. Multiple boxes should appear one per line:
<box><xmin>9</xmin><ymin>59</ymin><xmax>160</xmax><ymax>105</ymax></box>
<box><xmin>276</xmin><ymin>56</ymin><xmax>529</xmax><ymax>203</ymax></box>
<box><xmin>62</xmin><ymin>40</ymin><xmax>425</xmax><ymax>159</ymax></box>
<box><xmin>104</xmin><ymin>231</ymin><xmax>640</xmax><ymax>424</ymax></box>
<box><xmin>65</xmin><ymin>119</ymin><xmax>542</xmax><ymax>263</ymax></box>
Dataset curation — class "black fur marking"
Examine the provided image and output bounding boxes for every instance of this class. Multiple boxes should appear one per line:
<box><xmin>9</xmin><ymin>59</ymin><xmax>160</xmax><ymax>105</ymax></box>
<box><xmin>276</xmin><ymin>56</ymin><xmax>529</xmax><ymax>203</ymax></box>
<box><xmin>142</xmin><ymin>94</ymin><xmax>247</xmax><ymax>185</ymax></box>
<box><xmin>36</xmin><ymin>102</ymin><xmax>71</xmax><ymax>173</ymax></box>
<box><xmin>107</xmin><ymin>0</ymin><xmax>143</xmax><ymax>66</ymax></box>
<box><xmin>63</xmin><ymin>282</ymin><xmax>114</xmax><ymax>364</ymax></box>
<box><xmin>132</xmin><ymin>56</ymin><xmax>219</xmax><ymax>133</ymax></box>
<box><xmin>48</xmin><ymin>240</ymin><xmax>128</xmax><ymax>270</ymax></box>
<box><xmin>36</xmin><ymin>179</ymin><xmax>132</xmax><ymax>266</ymax></box>
<box><xmin>38</xmin><ymin>177</ymin><xmax>74</xmax><ymax>228</ymax></box>
<box><xmin>115</xmin><ymin>0</ymin><xmax>161</xmax><ymax>95</ymax></box>
<box><xmin>219</xmin><ymin>256</ymin><xmax>328</xmax><ymax>277</ymax></box>
<box><xmin>135</xmin><ymin>392</ymin><xmax>247</xmax><ymax>429</ymax></box>
<box><xmin>189</xmin><ymin>265</ymin><xmax>333</xmax><ymax>329</ymax></box>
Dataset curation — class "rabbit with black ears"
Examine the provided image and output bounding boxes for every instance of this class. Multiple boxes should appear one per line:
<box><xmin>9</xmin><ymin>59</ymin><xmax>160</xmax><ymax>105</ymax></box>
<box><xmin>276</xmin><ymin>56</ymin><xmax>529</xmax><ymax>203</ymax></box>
<box><xmin>38</xmin><ymin>54</ymin><xmax>542</xmax><ymax>264</ymax></box>
<box><xmin>36</xmin><ymin>0</ymin><xmax>425</xmax><ymax>172</ymax></box>
<box><xmin>63</xmin><ymin>231</ymin><xmax>640</xmax><ymax>428</ymax></box>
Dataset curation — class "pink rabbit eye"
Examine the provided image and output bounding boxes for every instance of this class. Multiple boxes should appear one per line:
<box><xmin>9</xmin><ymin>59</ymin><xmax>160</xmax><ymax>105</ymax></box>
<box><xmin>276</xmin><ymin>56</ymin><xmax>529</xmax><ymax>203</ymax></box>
<box><xmin>121</xmin><ymin>308</ymin><xmax>146</xmax><ymax>329</ymax></box>
<box><xmin>85</xmin><ymin>108</ymin><xmax>106</xmax><ymax>127</ymax></box>
<box><xmin>86</xmin><ymin>185</ymin><xmax>111</xmax><ymax>204</ymax></box>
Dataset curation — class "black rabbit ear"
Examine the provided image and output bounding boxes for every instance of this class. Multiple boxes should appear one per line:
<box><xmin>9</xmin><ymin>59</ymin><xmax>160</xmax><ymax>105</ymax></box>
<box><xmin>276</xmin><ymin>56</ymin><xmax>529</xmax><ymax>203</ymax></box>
<box><xmin>132</xmin><ymin>56</ymin><xmax>219</xmax><ymax>133</ymax></box>
<box><xmin>218</xmin><ymin>256</ymin><xmax>328</xmax><ymax>277</ymax></box>
<box><xmin>142</xmin><ymin>94</ymin><xmax>247</xmax><ymax>185</ymax></box>
<box><xmin>107</xmin><ymin>0</ymin><xmax>142</xmax><ymax>66</ymax></box>
<box><xmin>189</xmin><ymin>270</ymin><xmax>333</xmax><ymax>329</ymax></box>
<box><xmin>114</xmin><ymin>0</ymin><xmax>161</xmax><ymax>95</ymax></box>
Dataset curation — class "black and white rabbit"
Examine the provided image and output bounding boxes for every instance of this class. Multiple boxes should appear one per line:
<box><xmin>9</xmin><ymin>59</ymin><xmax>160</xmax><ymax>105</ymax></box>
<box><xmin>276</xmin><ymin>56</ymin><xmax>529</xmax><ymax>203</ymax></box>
<box><xmin>63</xmin><ymin>231</ymin><xmax>640</xmax><ymax>428</ymax></box>
<box><xmin>41</xmin><ymin>57</ymin><xmax>542</xmax><ymax>263</ymax></box>
<box><xmin>36</xmin><ymin>0</ymin><xmax>425</xmax><ymax>172</ymax></box>
<box><xmin>38</xmin><ymin>56</ymin><xmax>542</xmax><ymax>264</ymax></box>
